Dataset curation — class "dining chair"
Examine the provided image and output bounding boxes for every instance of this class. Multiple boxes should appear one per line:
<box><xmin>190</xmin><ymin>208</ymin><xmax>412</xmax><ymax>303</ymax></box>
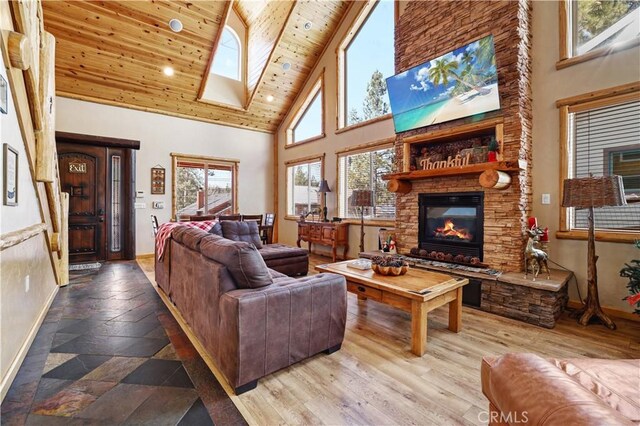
<box><xmin>151</xmin><ymin>215</ymin><xmax>159</xmax><ymax>236</ymax></box>
<box><xmin>242</xmin><ymin>214</ymin><xmax>263</xmax><ymax>224</ymax></box>
<box><xmin>260</xmin><ymin>213</ymin><xmax>276</xmax><ymax>245</ymax></box>
<box><xmin>189</xmin><ymin>214</ymin><xmax>216</xmax><ymax>221</ymax></box>
<box><xmin>218</xmin><ymin>214</ymin><xmax>242</xmax><ymax>221</ymax></box>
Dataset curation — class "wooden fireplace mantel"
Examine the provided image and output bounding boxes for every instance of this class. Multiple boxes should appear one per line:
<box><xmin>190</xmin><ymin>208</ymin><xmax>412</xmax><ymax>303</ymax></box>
<box><xmin>383</xmin><ymin>161</ymin><xmax>526</xmax><ymax>193</ymax></box>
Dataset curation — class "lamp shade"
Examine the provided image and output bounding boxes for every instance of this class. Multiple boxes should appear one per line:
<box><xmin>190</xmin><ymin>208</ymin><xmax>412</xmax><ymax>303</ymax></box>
<box><xmin>562</xmin><ymin>175</ymin><xmax>627</xmax><ymax>209</ymax></box>
<box><xmin>318</xmin><ymin>179</ymin><xmax>331</xmax><ymax>193</ymax></box>
<box><xmin>351</xmin><ymin>189</ymin><xmax>373</xmax><ymax>207</ymax></box>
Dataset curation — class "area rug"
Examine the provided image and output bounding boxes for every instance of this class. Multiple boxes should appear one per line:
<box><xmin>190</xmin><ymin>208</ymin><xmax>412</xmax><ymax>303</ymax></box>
<box><xmin>69</xmin><ymin>262</ymin><xmax>102</xmax><ymax>271</ymax></box>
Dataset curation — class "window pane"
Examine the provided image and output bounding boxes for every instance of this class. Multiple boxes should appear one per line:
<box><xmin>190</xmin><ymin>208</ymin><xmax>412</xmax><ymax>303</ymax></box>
<box><xmin>571</xmin><ymin>100</ymin><xmax>640</xmax><ymax>230</ymax></box>
<box><xmin>176</xmin><ymin>162</ymin><xmax>206</xmax><ymax>218</ymax></box>
<box><xmin>212</xmin><ymin>27</ymin><xmax>240</xmax><ymax>80</ymax></box>
<box><xmin>288</xmin><ymin>161</ymin><xmax>322</xmax><ymax>217</ymax></box>
<box><xmin>207</xmin><ymin>166</ymin><xmax>233</xmax><ymax>216</ymax></box>
<box><xmin>340</xmin><ymin>147</ymin><xmax>395</xmax><ymax>219</ymax></box>
<box><xmin>110</xmin><ymin>155</ymin><xmax>121</xmax><ymax>252</ymax></box>
<box><xmin>574</xmin><ymin>1</ymin><xmax>640</xmax><ymax>56</ymax></box>
<box><xmin>345</xmin><ymin>0</ymin><xmax>395</xmax><ymax>126</ymax></box>
<box><xmin>372</xmin><ymin>148</ymin><xmax>395</xmax><ymax>219</ymax></box>
<box><xmin>293</xmin><ymin>92</ymin><xmax>322</xmax><ymax>142</ymax></box>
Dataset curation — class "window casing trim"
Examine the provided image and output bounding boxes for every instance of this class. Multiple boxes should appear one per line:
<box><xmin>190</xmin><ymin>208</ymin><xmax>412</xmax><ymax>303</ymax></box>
<box><xmin>284</xmin><ymin>154</ymin><xmax>326</xmax><ymax>220</ymax></box>
<box><xmin>557</xmin><ymin>0</ymin><xmax>640</xmax><ymax>70</ymax></box>
<box><xmin>285</xmin><ymin>71</ymin><xmax>325</xmax><ymax>147</ymax></box>
<box><xmin>171</xmin><ymin>153</ymin><xmax>239</xmax><ymax>220</ymax></box>
<box><xmin>336</xmin><ymin>0</ymin><xmax>397</xmax><ymax>130</ymax></box>
<box><xmin>557</xmin><ymin>85</ymin><xmax>640</xmax><ymax>243</ymax></box>
<box><xmin>337</xmin><ymin>140</ymin><xmax>396</xmax><ymax>222</ymax></box>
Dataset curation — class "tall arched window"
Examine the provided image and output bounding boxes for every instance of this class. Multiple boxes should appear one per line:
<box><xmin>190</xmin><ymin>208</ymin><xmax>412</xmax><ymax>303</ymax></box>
<box><xmin>211</xmin><ymin>26</ymin><xmax>241</xmax><ymax>81</ymax></box>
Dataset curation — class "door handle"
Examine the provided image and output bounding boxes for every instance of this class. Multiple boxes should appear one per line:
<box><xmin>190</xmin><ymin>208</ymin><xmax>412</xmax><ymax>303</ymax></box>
<box><xmin>98</xmin><ymin>217</ymin><xmax>105</xmax><ymax>223</ymax></box>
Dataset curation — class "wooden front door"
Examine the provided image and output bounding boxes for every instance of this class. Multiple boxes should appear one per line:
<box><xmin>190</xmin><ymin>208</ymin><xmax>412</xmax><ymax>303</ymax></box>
<box><xmin>58</xmin><ymin>144</ymin><xmax>106</xmax><ymax>262</ymax></box>
<box><xmin>58</xmin><ymin>142</ymin><xmax>134</xmax><ymax>263</ymax></box>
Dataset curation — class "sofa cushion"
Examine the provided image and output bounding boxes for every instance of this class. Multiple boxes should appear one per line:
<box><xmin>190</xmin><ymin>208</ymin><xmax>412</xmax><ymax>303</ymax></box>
<box><xmin>209</xmin><ymin>222</ymin><xmax>223</xmax><ymax>237</ymax></box>
<box><xmin>200</xmin><ymin>235</ymin><xmax>272</xmax><ymax>289</ymax></box>
<box><xmin>259</xmin><ymin>244</ymin><xmax>308</xmax><ymax>260</ymax></box>
<box><xmin>172</xmin><ymin>226</ymin><xmax>209</xmax><ymax>251</ymax></box>
<box><xmin>220</xmin><ymin>221</ymin><xmax>263</xmax><ymax>249</ymax></box>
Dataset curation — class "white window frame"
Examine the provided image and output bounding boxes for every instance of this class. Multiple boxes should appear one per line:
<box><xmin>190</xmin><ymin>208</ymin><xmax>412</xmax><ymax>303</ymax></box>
<box><xmin>212</xmin><ymin>26</ymin><xmax>242</xmax><ymax>81</ymax></box>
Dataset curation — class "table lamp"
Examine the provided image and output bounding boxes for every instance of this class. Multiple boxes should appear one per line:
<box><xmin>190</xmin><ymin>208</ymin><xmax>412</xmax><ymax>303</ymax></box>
<box><xmin>318</xmin><ymin>179</ymin><xmax>331</xmax><ymax>222</ymax></box>
<box><xmin>562</xmin><ymin>175</ymin><xmax>626</xmax><ymax>330</ymax></box>
<box><xmin>352</xmin><ymin>189</ymin><xmax>373</xmax><ymax>254</ymax></box>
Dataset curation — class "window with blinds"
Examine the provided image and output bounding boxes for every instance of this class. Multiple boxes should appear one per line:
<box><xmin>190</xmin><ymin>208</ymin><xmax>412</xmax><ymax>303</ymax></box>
<box><xmin>570</xmin><ymin>100</ymin><xmax>640</xmax><ymax>230</ymax></box>
<box><xmin>286</xmin><ymin>160</ymin><xmax>322</xmax><ymax>217</ymax></box>
<box><xmin>173</xmin><ymin>157</ymin><xmax>236</xmax><ymax>219</ymax></box>
<box><xmin>338</xmin><ymin>146</ymin><xmax>395</xmax><ymax>220</ymax></box>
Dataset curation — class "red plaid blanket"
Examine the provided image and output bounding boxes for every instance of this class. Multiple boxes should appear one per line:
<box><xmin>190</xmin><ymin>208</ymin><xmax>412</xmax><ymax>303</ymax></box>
<box><xmin>155</xmin><ymin>220</ymin><xmax>216</xmax><ymax>261</ymax></box>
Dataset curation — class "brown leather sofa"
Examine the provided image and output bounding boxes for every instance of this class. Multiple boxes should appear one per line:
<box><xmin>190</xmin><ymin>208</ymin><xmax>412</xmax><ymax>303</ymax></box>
<box><xmin>155</xmin><ymin>226</ymin><xmax>347</xmax><ymax>394</ymax></box>
<box><xmin>482</xmin><ymin>353</ymin><xmax>639</xmax><ymax>425</ymax></box>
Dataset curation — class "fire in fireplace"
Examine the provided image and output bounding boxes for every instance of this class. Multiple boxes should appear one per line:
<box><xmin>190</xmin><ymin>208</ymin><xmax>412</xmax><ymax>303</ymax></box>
<box><xmin>419</xmin><ymin>192</ymin><xmax>484</xmax><ymax>261</ymax></box>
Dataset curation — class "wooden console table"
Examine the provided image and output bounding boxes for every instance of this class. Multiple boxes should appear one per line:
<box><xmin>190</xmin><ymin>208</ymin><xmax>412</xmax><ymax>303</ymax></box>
<box><xmin>297</xmin><ymin>221</ymin><xmax>349</xmax><ymax>262</ymax></box>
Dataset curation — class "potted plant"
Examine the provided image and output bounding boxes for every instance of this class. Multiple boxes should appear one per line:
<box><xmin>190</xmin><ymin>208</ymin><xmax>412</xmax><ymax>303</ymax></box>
<box><xmin>620</xmin><ymin>240</ymin><xmax>640</xmax><ymax>316</ymax></box>
<box><xmin>487</xmin><ymin>137</ymin><xmax>499</xmax><ymax>162</ymax></box>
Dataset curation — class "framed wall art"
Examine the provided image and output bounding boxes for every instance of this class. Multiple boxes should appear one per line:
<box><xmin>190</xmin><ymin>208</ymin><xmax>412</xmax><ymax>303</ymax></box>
<box><xmin>151</xmin><ymin>165</ymin><xmax>165</xmax><ymax>194</ymax></box>
<box><xmin>3</xmin><ymin>143</ymin><xmax>18</xmax><ymax>206</ymax></box>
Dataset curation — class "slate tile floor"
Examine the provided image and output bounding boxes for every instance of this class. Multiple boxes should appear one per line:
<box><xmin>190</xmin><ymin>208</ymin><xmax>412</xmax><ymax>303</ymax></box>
<box><xmin>1</xmin><ymin>261</ymin><xmax>246</xmax><ymax>425</ymax></box>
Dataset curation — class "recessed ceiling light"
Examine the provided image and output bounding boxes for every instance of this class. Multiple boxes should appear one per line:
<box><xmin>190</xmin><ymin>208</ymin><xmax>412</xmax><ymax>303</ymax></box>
<box><xmin>266</xmin><ymin>95</ymin><xmax>274</xmax><ymax>102</ymax></box>
<box><xmin>163</xmin><ymin>66</ymin><xmax>175</xmax><ymax>76</ymax></box>
<box><xmin>169</xmin><ymin>18</ymin><xmax>183</xmax><ymax>33</ymax></box>
<box><xmin>282</xmin><ymin>62</ymin><xmax>291</xmax><ymax>71</ymax></box>
<box><xmin>304</xmin><ymin>21</ymin><xmax>312</xmax><ymax>31</ymax></box>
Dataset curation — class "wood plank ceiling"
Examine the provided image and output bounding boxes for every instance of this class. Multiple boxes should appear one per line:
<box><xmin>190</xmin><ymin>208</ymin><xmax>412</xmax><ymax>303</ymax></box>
<box><xmin>42</xmin><ymin>0</ymin><xmax>350</xmax><ymax>133</ymax></box>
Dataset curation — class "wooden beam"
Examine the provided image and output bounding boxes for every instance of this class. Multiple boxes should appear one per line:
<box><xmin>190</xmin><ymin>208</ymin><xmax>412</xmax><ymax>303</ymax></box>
<box><xmin>55</xmin><ymin>131</ymin><xmax>141</xmax><ymax>150</ymax></box>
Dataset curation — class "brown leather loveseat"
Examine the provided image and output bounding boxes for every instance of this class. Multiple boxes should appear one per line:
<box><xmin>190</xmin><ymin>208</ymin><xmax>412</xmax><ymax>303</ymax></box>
<box><xmin>155</xmin><ymin>226</ymin><xmax>347</xmax><ymax>394</ymax></box>
<box><xmin>482</xmin><ymin>353</ymin><xmax>639</xmax><ymax>425</ymax></box>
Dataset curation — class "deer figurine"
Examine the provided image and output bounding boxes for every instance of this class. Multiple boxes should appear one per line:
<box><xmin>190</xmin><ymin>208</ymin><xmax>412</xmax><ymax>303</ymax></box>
<box><xmin>524</xmin><ymin>227</ymin><xmax>550</xmax><ymax>281</ymax></box>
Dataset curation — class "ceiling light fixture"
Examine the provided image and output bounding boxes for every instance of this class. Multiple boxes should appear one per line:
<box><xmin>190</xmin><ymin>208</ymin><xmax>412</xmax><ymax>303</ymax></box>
<box><xmin>304</xmin><ymin>21</ymin><xmax>312</xmax><ymax>31</ymax></box>
<box><xmin>282</xmin><ymin>62</ymin><xmax>291</xmax><ymax>71</ymax></box>
<box><xmin>163</xmin><ymin>66</ymin><xmax>175</xmax><ymax>76</ymax></box>
<box><xmin>266</xmin><ymin>95</ymin><xmax>274</xmax><ymax>102</ymax></box>
<box><xmin>169</xmin><ymin>18</ymin><xmax>183</xmax><ymax>33</ymax></box>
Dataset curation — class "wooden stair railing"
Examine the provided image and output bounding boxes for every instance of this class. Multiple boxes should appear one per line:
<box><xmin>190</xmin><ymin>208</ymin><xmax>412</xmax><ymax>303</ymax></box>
<box><xmin>1</xmin><ymin>0</ymin><xmax>69</xmax><ymax>285</ymax></box>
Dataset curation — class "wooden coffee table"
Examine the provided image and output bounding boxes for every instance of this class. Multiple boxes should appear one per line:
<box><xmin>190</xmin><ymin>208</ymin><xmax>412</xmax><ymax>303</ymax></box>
<box><xmin>315</xmin><ymin>260</ymin><xmax>469</xmax><ymax>356</ymax></box>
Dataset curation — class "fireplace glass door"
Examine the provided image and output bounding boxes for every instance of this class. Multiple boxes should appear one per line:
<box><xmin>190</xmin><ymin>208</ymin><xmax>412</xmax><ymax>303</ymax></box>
<box><xmin>426</xmin><ymin>206</ymin><xmax>478</xmax><ymax>244</ymax></box>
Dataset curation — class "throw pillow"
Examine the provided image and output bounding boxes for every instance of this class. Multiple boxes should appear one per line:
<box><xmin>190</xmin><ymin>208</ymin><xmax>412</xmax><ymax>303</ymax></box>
<box><xmin>220</xmin><ymin>221</ymin><xmax>263</xmax><ymax>249</ymax></box>
<box><xmin>200</xmin><ymin>235</ymin><xmax>272</xmax><ymax>289</ymax></box>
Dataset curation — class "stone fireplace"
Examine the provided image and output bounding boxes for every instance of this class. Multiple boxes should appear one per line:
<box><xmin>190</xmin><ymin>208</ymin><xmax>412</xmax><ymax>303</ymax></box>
<box><xmin>392</xmin><ymin>0</ymin><xmax>533</xmax><ymax>273</ymax></box>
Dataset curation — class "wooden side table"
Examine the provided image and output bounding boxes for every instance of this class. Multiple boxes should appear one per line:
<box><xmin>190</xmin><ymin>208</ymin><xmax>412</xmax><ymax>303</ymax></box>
<box><xmin>297</xmin><ymin>221</ymin><xmax>349</xmax><ymax>262</ymax></box>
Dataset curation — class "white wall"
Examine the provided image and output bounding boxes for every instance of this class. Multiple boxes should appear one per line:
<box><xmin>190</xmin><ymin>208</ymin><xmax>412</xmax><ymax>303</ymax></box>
<box><xmin>56</xmin><ymin>97</ymin><xmax>274</xmax><ymax>255</ymax></box>
<box><xmin>0</xmin><ymin>50</ymin><xmax>58</xmax><ymax>399</ymax></box>
<box><xmin>531</xmin><ymin>1</ymin><xmax>640</xmax><ymax>312</ymax></box>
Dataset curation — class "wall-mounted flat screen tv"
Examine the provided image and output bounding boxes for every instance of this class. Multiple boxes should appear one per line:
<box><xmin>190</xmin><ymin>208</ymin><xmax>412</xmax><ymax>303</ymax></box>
<box><xmin>386</xmin><ymin>35</ymin><xmax>500</xmax><ymax>134</ymax></box>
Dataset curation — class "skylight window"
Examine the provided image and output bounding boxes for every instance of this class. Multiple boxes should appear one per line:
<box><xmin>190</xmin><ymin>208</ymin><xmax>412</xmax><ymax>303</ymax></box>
<box><xmin>211</xmin><ymin>27</ymin><xmax>241</xmax><ymax>81</ymax></box>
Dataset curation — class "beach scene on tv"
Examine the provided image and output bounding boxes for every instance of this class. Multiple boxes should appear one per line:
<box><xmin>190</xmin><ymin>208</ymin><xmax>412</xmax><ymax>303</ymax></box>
<box><xmin>386</xmin><ymin>35</ymin><xmax>500</xmax><ymax>133</ymax></box>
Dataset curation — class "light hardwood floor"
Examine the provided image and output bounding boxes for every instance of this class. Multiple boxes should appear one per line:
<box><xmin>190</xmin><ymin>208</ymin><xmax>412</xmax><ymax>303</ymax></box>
<box><xmin>138</xmin><ymin>255</ymin><xmax>640</xmax><ymax>426</ymax></box>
